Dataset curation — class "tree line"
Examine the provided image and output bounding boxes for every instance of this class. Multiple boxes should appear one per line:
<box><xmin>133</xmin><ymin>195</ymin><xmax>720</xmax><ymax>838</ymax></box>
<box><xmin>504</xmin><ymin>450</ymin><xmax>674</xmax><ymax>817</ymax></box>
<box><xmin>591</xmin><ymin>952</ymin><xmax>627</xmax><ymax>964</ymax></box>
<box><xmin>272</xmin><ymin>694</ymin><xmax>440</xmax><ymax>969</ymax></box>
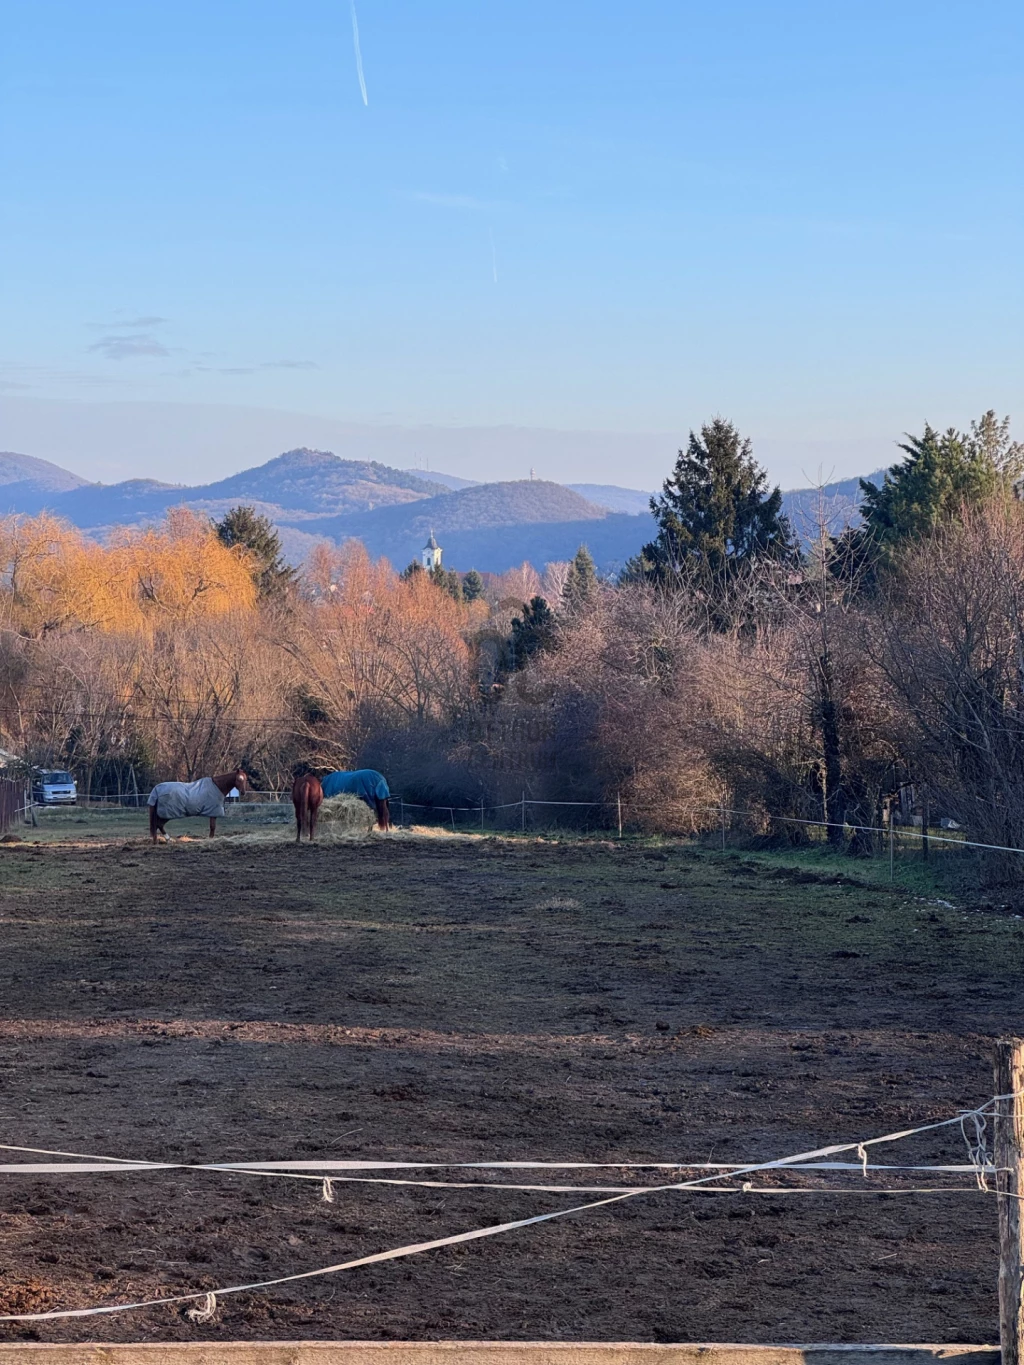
<box><xmin>1</xmin><ymin>410</ymin><xmax>1022</xmax><ymax>879</ymax></box>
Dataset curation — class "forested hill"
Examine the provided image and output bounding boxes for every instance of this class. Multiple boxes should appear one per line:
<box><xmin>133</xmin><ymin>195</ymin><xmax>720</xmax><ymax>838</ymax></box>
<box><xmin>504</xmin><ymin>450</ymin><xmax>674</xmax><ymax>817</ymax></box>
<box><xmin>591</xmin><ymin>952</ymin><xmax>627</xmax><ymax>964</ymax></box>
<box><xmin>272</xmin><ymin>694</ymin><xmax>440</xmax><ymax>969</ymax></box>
<box><xmin>0</xmin><ymin>450</ymin><xmax>91</xmax><ymax>495</ymax></box>
<box><xmin>0</xmin><ymin>448</ymin><xmax>449</xmax><ymax>523</ymax></box>
<box><xmin>0</xmin><ymin>443</ymin><xmax>884</xmax><ymax>574</ymax></box>
<box><xmin>297</xmin><ymin>480</ymin><xmax>621</xmax><ymax>573</ymax></box>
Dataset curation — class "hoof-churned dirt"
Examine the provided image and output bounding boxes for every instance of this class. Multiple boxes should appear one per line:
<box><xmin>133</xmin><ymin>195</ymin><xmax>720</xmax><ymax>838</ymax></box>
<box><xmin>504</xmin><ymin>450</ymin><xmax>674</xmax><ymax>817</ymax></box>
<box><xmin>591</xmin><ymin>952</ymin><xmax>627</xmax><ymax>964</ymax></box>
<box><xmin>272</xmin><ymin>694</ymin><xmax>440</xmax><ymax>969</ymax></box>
<box><xmin>0</xmin><ymin>821</ymin><xmax>1020</xmax><ymax>1344</ymax></box>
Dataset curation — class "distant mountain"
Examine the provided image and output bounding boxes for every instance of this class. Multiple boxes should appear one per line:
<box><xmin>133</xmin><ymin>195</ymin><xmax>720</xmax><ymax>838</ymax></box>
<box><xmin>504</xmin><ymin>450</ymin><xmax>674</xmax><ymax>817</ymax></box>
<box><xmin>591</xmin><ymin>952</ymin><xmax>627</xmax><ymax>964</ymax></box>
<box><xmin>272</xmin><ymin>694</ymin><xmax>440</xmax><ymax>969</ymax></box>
<box><xmin>400</xmin><ymin>468</ymin><xmax>478</xmax><ymax>491</ymax></box>
<box><xmin>426</xmin><ymin>513</ymin><xmax>658</xmax><ymax>577</ymax></box>
<box><xmin>400</xmin><ymin>473</ymin><xmax>655</xmax><ymax>512</ymax></box>
<box><xmin>567</xmin><ymin>483</ymin><xmax>653</xmax><ymax>515</ymax></box>
<box><xmin>0</xmin><ymin>448</ymin><xmax>448</xmax><ymax>530</ymax></box>
<box><xmin>0</xmin><ymin>442</ymin><xmax>894</xmax><ymax>574</ymax></box>
<box><xmin>202</xmin><ymin>449</ymin><xmax>447</xmax><ymax>515</ymax></box>
<box><xmin>0</xmin><ymin>450</ymin><xmax>91</xmax><ymax>506</ymax></box>
<box><xmin>300</xmin><ymin>480</ymin><xmax>612</xmax><ymax>568</ymax></box>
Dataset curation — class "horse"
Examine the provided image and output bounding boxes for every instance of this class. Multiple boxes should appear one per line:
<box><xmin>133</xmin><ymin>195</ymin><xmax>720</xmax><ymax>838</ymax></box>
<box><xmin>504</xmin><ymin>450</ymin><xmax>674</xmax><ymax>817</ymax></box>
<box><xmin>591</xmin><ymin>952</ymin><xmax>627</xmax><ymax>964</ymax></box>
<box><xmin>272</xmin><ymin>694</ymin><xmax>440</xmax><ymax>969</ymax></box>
<box><xmin>147</xmin><ymin>768</ymin><xmax>248</xmax><ymax>843</ymax></box>
<box><xmin>292</xmin><ymin>772</ymin><xmax>323</xmax><ymax>843</ymax></box>
<box><xmin>320</xmin><ymin>768</ymin><xmax>391</xmax><ymax>830</ymax></box>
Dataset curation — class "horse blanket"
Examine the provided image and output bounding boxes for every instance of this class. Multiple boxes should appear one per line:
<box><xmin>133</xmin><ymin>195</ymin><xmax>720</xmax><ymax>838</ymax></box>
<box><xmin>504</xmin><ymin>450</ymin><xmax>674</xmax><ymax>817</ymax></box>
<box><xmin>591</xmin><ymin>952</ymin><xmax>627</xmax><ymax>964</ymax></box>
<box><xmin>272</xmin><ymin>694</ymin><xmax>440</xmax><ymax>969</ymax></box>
<box><xmin>147</xmin><ymin>777</ymin><xmax>226</xmax><ymax>821</ymax></box>
<box><xmin>321</xmin><ymin>769</ymin><xmax>390</xmax><ymax>808</ymax></box>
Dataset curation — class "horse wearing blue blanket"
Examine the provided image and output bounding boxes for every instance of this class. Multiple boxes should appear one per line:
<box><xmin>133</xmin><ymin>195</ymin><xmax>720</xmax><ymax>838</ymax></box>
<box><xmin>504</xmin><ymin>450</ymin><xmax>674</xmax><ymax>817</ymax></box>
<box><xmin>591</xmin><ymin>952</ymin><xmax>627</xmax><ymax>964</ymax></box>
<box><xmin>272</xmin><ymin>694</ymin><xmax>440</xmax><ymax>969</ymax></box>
<box><xmin>321</xmin><ymin>768</ymin><xmax>391</xmax><ymax>830</ymax></box>
<box><xmin>148</xmin><ymin>768</ymin><xmax>248</xmax><ymax>843</ymax></box>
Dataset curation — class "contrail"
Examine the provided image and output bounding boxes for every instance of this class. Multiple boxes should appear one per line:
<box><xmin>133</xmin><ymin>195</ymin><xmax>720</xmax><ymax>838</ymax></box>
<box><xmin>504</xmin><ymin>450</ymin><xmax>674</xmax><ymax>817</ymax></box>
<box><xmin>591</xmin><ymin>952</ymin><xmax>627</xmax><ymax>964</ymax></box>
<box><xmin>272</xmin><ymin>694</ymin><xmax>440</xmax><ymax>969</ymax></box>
<box><xmin>350</xmin><ymin>0</ymin><xmax>368</xmax><ymax>106</ymax></box>
<box><xmin>489</xmin><ymin>227</ymin><xmax>498</xmax><ymax>284</ymax></box>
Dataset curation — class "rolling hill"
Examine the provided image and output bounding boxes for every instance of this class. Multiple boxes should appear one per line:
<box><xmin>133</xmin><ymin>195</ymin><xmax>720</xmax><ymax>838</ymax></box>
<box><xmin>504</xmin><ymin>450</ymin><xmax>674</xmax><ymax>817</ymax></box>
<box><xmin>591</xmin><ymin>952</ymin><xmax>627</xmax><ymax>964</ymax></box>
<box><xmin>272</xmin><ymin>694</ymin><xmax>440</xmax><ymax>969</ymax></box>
<box><xmin>0</xmin><ymin>450</ymin><xmax>91</xmax><ymax>500</ymax></box>
<box><xmin>298</xmin><ymin>479</ymin><xmax>621</xmax><ymax>572</ymax></box>
<box><xmin>0</xmin><ymin>449</ymin><xmax>448</xmax><ymax>529</ymax></box>
<box><xmin>0</xmin><ymin>444</ymin><xmax>888</xmax><ymax>574</ymax></box>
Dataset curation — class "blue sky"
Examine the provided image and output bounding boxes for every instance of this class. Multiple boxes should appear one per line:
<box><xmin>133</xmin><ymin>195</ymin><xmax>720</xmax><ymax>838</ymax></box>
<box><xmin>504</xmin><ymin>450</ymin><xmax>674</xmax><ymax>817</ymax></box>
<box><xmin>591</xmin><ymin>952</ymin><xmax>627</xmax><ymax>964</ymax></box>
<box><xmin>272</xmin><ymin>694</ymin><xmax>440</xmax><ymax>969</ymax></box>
<box><xmin>1</xmin><ymin>0</ymin><xmax>1021</xmax><ymax>487</ymax></box>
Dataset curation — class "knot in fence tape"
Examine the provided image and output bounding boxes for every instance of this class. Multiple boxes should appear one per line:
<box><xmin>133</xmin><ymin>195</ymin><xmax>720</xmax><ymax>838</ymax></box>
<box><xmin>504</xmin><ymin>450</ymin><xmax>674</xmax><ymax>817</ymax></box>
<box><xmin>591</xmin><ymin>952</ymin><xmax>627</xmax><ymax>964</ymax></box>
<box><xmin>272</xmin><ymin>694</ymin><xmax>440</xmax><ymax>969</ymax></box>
<box><xmin>856</xmin><ymin>1143</ymin><xmax>869</xmax><ymax>1178</ymax></box>
<box><xmin>185</xmin><ymin>1293</ymin><xmax>217</xmax><ymax>1324</ymax></box>
<box><xmin>321</xmin><ymin>1177</ymin><xmax>335</xmax><ymax>1204</ymax></box>
<box><xmin>961</xmin><ymin>1108</ymin><xmax>992</xmax><ymax>1191</ymax></box>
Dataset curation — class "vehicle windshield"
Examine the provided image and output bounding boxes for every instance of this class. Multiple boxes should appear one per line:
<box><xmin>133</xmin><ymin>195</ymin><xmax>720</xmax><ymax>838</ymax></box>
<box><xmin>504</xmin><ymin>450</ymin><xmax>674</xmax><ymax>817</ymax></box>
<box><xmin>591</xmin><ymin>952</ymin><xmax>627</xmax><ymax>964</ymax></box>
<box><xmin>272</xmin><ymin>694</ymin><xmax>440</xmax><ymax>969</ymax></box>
<box><xmin>42</xmin><ymin>771</ymin><xmax>74</xmax><ymax>784</ymax></box>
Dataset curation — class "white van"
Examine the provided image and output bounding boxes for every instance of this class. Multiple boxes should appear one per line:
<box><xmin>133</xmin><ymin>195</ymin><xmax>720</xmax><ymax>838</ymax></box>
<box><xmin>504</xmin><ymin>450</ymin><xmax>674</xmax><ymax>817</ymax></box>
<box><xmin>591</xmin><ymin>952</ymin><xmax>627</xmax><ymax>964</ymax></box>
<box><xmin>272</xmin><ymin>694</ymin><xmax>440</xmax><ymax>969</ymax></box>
<box><xmin>32</xmin><ymin>770</ymin><xmax>78</xmax><ymax>805</ymax></box>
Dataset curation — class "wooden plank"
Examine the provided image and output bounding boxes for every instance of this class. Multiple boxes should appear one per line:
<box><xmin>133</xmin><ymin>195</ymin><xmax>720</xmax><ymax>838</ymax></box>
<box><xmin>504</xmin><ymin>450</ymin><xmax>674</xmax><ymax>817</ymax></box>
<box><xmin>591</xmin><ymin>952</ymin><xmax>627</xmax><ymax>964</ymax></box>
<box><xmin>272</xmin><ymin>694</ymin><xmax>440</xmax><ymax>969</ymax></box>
<box><xmin>995</xmin><ymin>1037</ymin><xmax>1024</xmax><ymax>1365</ymax></box>
<box><xmin>0</xmin><ymin>1344</ymin><xmax>1002</xmax><ymax>1365</ymax></box>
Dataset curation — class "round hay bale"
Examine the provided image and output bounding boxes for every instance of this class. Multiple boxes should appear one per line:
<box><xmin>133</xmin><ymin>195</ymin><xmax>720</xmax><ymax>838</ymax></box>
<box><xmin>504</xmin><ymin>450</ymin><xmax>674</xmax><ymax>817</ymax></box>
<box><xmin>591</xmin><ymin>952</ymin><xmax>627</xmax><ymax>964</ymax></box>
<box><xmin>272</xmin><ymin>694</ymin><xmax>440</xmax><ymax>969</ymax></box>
<box><xmin>318</xmin><ymin>792</ymin><xmax>375</xmax><ymax>835</ymax></box>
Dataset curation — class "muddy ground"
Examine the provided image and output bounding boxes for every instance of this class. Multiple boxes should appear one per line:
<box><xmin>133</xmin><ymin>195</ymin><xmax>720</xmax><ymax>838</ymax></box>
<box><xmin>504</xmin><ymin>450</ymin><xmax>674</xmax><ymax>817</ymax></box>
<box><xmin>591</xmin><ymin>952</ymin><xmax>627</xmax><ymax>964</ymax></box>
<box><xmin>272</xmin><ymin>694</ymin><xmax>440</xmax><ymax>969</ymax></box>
<box><xmin>0</xmin><ymin>811</ymin><xmax>1021</xmax><ymax>1344</ymax></box>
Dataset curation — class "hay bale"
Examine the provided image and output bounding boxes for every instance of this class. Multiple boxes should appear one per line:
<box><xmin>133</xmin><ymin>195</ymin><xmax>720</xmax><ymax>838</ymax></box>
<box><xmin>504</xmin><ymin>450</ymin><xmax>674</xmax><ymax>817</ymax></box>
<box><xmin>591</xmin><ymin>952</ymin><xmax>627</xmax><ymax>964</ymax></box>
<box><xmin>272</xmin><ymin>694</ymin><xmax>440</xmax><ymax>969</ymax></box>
<box><xmin>318</xmin><ymin>792</ymin><xmax>375</xmax><ymax>835</ymax></box>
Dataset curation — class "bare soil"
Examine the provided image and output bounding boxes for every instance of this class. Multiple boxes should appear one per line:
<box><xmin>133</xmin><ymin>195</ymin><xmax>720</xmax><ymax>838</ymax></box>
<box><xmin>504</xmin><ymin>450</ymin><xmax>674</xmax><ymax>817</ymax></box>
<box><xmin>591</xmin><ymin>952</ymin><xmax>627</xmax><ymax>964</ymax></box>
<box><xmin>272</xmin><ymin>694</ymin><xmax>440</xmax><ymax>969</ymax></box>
<box><xmin>1</xmin><ymin>812</ymin><xmax>1021</xmax><ymax>1344</ymax></box>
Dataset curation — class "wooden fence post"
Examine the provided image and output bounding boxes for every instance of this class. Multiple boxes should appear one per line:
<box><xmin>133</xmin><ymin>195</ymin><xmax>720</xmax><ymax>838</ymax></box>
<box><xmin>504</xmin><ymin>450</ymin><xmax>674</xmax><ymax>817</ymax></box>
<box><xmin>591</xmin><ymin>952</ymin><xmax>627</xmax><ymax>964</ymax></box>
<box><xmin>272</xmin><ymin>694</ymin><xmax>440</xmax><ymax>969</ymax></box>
<box><xmin>617</xmin><ymin>792</ymin><xmax>622</xmax><ymax>839</ymax></box>
<box><xmin>994</xmin><ymin>1038</ymin><xmax>1024</xmax><ymax>1365</ymax></box>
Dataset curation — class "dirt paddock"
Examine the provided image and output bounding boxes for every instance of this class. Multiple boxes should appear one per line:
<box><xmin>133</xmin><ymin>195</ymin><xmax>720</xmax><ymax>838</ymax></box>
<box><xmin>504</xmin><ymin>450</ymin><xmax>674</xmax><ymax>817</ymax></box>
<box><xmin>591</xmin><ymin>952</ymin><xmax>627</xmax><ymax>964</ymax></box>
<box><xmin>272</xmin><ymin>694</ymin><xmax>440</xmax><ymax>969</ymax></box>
<box><xmin>1</xmin><ymin>811</ymin><xmax>1021</xmax><ymax>1345</ymax></box>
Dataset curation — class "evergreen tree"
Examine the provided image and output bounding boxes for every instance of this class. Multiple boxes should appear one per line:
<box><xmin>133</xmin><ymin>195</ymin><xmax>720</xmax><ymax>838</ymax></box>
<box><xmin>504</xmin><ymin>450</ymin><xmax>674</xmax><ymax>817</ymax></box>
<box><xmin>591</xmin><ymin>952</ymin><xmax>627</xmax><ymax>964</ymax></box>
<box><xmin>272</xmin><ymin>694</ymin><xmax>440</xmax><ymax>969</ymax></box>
<box><xmin>430</xmin><ymin>565</ymin><xmax>463</xmax><ymax>601</ymax></box>
<box><xmin>633</xmin><ymin>418</ymin><xmax>794</xmax><ymax>588</ymax></box>
<box><xmin>462</xmin><ymin>569</ymin><xmax>485</xmax><ymax>602</ymax></box>
<box><xmin>401</xmin><ymin>560</ymin><xmax>425</xmax><ymax>581</ymax></box>
<box><xmin>562</xmin><ymin>545</ymin><xmax>597</xmax><ymax>612</ymax></box>
<box><xmin>213</xmin><ymin>505</ymin><xmax>294</xmax><ymax>598</ymax></box>
<box><xmin>507</xmin><ymin>596</ymin><xmax>556</xmax><ymax>670</ymax></box>
<box><xmin>855</xmin><ymin>414</ymin><xmax>1019</xmax><ymax>563</ymax></box>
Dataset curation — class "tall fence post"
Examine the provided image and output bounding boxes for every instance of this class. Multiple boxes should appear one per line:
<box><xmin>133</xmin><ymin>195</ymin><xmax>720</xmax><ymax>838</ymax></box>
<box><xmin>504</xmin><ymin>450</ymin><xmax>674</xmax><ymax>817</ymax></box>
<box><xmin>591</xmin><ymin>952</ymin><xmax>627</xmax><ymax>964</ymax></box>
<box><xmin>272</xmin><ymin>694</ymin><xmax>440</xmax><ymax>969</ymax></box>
<box><xmin>720</xmin><ymin>805</ymin><xmax>726</xmax><ymax>852</ymax></box>
<box><xmin>521</xmin><ymin>791</ymin><xmax>526</xmax><ymax>835</ymax></box>
<box><xmin>617</xmin><ymin>792</ymin><xmax>623</xmax><ymax>839</ymax></box>
<box><xmin>921</xmin><ymin>793</ymin><xmax>930</xmax><ymax>861</ymax></box>
<box><xmin>480</xmin><ymin>797</ymin><xmax>484</xmax><ymax>832</ymax></box>
<box><xmin>994</xmin><ymin>1037</ymin><xmax>1024</xmax><ymax>1365</ymax></box>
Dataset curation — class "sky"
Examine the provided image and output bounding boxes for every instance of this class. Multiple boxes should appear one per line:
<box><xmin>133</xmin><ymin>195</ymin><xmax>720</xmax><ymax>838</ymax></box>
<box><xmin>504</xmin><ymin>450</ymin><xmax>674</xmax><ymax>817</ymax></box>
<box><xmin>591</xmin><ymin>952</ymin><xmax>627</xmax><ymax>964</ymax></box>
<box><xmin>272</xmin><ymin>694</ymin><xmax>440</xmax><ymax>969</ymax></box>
<box><xmin>1</xmin><ymin>0</ymin><xmax>1021</xmax><ymax>489</ymax></box>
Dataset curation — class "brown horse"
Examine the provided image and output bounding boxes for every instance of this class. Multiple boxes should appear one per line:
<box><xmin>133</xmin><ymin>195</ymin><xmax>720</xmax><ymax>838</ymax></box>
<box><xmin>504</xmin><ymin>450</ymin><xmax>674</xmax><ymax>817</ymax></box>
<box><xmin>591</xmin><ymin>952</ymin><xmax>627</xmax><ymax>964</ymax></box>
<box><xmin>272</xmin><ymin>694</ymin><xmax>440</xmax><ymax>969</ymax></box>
<box><xmin>148</xmin><ymin>768</ymin><xmax>248</xmax><ymax>843</ymax></box>
<box><xmin>292</xmin><ymin>772</ymin><xmax>323</xmax><ymax>843</ymax></box>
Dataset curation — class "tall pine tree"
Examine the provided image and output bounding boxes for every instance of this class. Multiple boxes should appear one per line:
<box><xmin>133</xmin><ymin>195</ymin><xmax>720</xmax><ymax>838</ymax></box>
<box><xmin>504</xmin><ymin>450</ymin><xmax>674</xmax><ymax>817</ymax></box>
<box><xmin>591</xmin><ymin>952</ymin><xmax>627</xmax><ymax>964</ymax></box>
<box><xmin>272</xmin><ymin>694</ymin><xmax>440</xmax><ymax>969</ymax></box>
<box><xmin>562</xmin><ymin>545</ymin><xmax>597</xmax><ymax>612</ymax></box>
<box><xmin>632</xmin><ymin>418</ymin><xmax>794</xmax><ymax>588</ymax></box>
<box><xmin>855</xmin><ymin>413</ymin><xmax>1020</xmax><ymax>562</ymax></box>
<box><xmin>213</xmin><ymin>505</ymin><xmax>294</xmax><ymax>598</ymax></box>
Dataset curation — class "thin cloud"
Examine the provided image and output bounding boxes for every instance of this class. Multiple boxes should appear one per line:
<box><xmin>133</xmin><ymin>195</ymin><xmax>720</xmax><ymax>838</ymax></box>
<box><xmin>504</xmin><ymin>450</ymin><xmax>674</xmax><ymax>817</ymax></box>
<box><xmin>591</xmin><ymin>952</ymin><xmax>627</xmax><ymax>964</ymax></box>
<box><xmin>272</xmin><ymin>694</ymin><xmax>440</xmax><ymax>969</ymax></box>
<box><xmin>87</xmin><ymin>315</ymin><xmax>167</xmax><ymax>329</ymax></box>
<box><xmin>350</xmin><ymin>0</ymin><xmax>368</xmax><ymax>106</ymax></box>
<box><xmin>89</xmin><ymin>334</ymin><xmax>170</xmax><ymax>360</ymax></box>
<box><xmin>262</xmin><ymin>359</ymin><xmax>319</xmax><ymax>370</ymax></box>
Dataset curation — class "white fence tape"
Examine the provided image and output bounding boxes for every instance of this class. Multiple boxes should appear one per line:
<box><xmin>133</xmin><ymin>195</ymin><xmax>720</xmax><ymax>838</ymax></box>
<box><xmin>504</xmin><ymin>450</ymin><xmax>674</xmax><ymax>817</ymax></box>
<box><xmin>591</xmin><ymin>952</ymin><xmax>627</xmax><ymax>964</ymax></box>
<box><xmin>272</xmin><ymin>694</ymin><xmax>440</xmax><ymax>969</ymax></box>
<box><xmin>0</xmin><ymin>1096</ymin><xmax>1008</xmax><ymax>1323</ymax></box>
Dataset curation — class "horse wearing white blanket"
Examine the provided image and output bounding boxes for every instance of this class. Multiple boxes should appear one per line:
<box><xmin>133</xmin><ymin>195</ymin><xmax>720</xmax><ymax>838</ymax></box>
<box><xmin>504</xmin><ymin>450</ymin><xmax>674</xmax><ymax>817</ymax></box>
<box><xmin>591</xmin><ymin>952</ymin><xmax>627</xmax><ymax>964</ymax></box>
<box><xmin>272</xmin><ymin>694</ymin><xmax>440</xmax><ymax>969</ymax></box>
<box><xmin>147</xmin><ymin>768</ymin><xmax>247</xmax><ymax>843</ymax></box>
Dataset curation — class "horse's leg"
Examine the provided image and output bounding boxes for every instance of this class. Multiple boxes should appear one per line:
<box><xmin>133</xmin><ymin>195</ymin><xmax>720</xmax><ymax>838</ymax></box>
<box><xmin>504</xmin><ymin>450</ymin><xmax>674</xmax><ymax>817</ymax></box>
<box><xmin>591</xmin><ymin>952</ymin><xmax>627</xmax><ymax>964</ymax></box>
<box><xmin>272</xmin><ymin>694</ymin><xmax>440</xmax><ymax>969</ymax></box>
<box><xmin>310</xmin><ymin>795</ymin><xmax>320</xmax><ymax>842</ymax></box>
<box><xmin>295</xmin><ymin>791</ymin><xmax>304</xmax><ymax>843</ymax></box>
<box><xmin>209</xmin><ymin>816</ymin><xmax>217</xmax><ymax>838</ymax></box>
<box><xmin>149</xmin><ymin>804</ymin><xmax>158</xmax><ymax>843</ymax></box>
